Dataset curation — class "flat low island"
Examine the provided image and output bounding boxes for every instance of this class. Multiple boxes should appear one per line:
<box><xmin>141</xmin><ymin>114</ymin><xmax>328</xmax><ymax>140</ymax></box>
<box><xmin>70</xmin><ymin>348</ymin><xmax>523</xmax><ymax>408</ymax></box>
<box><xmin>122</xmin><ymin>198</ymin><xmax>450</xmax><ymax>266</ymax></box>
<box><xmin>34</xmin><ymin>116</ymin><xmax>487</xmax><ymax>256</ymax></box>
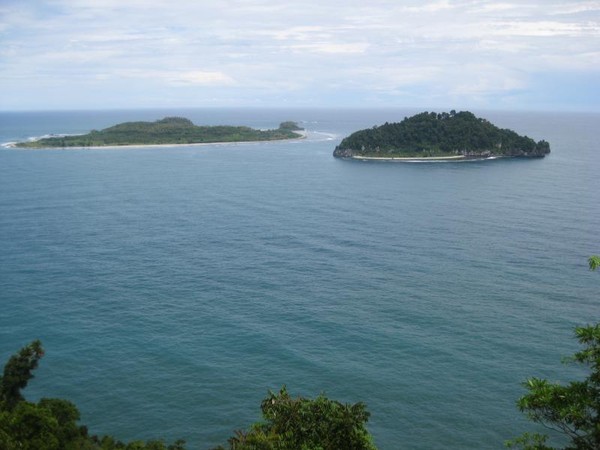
<box><xmin>333</xmin><ymin>111</ymin><xmax>550</xmax><ymax>160</ymax></box>
<box><xmin>14</xmin><ymin>117</ymin><xmax>305</xmax><ymax>148</ymax></box>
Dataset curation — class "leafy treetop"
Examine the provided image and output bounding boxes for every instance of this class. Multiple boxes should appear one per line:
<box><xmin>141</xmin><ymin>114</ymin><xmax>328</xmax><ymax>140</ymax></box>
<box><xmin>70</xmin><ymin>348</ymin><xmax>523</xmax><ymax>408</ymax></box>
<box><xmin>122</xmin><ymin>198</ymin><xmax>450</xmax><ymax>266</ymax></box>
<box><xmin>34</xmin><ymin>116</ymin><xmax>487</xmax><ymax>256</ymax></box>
<box><xmin>213</xmin><ymin>386</ymin><xmax>377</xmax><ymax>450</ymax></box>
<box><xmin>0</xmin><ymin>339</ymin><xmax>44</xmax><ymax>410</ymax></box>
<box><xmin>507</xmin><ymin>259</ymin><xmax>600</xmax><ymax>449</ymax></box>
<box><xmin>0</xmin><ymin>341</ymin><xmax>186</xmax><ymax>450</ymax></box>
<box><xmin>0</xmin><ymin>342</ymin><xmax>376</xmax><ymax>450</ymax></box>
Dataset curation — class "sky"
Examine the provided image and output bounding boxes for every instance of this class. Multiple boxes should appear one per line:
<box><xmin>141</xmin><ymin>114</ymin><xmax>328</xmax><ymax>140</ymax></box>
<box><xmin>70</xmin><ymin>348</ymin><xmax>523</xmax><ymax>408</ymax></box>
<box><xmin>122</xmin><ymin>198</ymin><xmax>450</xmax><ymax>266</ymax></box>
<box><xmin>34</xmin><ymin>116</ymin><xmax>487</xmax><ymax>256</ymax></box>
<box><xmin>1</xmin><ymin>0</ymin><xmax>599</xmax><ymax>111</ymax></box>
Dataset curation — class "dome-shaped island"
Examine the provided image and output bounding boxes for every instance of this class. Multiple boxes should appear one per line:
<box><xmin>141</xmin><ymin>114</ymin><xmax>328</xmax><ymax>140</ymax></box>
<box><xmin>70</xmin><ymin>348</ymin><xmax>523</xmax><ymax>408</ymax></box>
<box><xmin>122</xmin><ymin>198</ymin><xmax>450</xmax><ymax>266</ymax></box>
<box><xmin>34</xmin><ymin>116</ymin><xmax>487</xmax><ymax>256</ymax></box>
<box><xmin>333</xmin><ymin>111</ymin><xmax>550</xmax><ymax>161</ymax></box>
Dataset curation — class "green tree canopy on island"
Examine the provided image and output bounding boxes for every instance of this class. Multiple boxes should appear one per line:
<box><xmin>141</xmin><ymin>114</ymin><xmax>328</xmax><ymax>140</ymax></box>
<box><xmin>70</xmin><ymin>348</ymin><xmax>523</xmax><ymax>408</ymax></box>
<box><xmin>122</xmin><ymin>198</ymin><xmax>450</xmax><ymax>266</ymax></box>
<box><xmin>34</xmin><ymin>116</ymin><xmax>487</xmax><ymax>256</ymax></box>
<box><xmin>333</xmin><ymin>110</ymin><xmax>550</xmax><ymax>158</ymax></box>
<box><xmin>15</xmin><ymin>118</ymin><xmax>303</xmax><ymax>148</ymax></box>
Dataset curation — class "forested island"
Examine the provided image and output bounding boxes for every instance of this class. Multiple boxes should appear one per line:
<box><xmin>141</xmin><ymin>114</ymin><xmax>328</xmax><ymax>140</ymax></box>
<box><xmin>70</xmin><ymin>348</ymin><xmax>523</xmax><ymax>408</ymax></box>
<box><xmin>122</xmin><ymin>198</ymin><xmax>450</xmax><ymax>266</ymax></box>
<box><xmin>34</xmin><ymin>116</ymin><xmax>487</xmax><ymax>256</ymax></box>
<box><xmin>15</xmin><ymin>117</ymin><xmax>304</xmax><ymax>148</ymax></box>
<box><xmin>333</xmin><ymin>111</ymin><xmax>550</xmax><ymax>160</ymax></box>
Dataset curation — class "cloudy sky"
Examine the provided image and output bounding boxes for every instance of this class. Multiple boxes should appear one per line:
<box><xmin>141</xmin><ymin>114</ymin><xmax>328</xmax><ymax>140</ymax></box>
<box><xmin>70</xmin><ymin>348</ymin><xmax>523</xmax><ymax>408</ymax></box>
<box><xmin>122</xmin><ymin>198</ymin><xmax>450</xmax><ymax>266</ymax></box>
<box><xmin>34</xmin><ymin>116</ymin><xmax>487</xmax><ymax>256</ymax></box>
<box><xmin>1</xmin><ymin>0</ymin><xmax>599</xmax><ymax>111</ymax></box>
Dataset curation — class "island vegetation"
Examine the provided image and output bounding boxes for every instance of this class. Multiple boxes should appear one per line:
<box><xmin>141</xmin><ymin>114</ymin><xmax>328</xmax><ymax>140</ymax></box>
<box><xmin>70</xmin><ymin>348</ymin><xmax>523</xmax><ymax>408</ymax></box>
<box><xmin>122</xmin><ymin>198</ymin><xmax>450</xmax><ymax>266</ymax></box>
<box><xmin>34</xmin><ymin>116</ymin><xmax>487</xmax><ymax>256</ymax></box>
<box><xmin>333</xmin><ymin>110</ymin><xmax>550</xmax><ymax>159</ymax></box>
<box><xmin>15</xmin><ymin>117</ymin><xmax>304</xmax><ymax>148</ymax></box>
<box><xmin>277</xmin><ymin>121</ymin><xmax>304</xmax><ymax>131</ymax></box>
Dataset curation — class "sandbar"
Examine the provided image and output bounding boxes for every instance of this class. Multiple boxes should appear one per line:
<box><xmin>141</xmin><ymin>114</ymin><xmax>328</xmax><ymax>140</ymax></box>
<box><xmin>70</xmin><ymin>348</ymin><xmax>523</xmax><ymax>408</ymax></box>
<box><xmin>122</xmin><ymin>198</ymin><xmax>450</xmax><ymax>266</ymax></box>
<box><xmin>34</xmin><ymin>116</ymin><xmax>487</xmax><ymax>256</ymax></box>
<box><xmin>6</xmin><ymin>130</ymin><xmax>307</xmax><ymax>150</ymax></box>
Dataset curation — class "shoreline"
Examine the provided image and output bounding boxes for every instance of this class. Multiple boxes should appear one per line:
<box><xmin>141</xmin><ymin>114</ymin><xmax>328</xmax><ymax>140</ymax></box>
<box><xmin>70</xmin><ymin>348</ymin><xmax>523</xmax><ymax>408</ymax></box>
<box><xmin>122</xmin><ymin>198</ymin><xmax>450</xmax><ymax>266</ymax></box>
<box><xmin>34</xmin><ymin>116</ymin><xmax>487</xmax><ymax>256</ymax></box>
<box><xmin>6</xmin><ymin>130</ymin><xmax>307</xmax><ymax>150</ymax></box>
<box><xmin>351</xmin><ymin>154</ymin><xmax>470</xmax><ymax>161</ymax></box>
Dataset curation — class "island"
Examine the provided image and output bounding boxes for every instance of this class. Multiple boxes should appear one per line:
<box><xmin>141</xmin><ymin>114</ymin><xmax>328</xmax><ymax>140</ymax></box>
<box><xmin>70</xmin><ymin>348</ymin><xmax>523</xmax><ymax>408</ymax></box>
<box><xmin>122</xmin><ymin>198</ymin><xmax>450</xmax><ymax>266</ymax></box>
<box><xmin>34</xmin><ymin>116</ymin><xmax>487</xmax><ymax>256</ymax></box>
<box><xmin>333</xmin><ymin>111</ymin><xmax>550</xmax><ymax>160</ymax></box>
<box><xmin>15</xmin><ymin>117</ymin><xmax>305</xmax><ymax>148</ymax></box>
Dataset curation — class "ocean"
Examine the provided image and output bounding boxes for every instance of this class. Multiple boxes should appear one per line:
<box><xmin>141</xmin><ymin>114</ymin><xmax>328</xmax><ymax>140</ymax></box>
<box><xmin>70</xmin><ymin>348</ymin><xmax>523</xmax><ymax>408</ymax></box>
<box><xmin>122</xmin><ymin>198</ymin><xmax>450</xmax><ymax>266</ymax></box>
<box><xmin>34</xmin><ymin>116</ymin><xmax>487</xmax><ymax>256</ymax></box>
<box><xmin>0</xmin><ymin>108</ymin><xmax>598</xmax><ymax>449</ymax></box>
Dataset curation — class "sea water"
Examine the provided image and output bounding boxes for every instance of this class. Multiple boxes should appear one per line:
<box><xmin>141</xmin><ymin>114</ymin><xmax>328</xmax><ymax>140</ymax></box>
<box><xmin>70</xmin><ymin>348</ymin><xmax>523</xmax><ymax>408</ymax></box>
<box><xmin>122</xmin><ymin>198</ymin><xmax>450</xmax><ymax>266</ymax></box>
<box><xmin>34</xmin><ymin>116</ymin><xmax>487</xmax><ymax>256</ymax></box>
<box><xmin>0</xmin><ymin>108</ymin><xmax>598</xmax><ymax>449</ymax></box>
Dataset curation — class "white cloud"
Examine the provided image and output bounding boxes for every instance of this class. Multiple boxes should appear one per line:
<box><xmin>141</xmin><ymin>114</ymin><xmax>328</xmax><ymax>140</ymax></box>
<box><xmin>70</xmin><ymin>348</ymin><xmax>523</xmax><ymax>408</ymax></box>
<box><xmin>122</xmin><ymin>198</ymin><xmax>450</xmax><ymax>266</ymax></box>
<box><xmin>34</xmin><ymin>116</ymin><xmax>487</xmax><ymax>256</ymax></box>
<box><xmin>286</xmin><ymin>43</ymin><xmax>369</xmax><ymax>54</ymax></box>
<box><xmin>359</xmin><ymin>66</ymin><xmax>443</xmax><ymax>90</ymax></box>
<box><xmin>476</xmin><ymin>3</ymin><xmax>519</xmax><ymax>12</ymax></box>
<box><xmin>400</xmin><ymin>0</ymin><xmax>455</xmax><ymax>13</ymax></box>
<box><xmin>492</xmin><ymin>20</ymin><xmax>599</xmax><ymax>37</ymax></box>
<box><xmin>547</xmin><ymin>1</ymin><xmax>600</xmax><ymax>15</ymax></box>
<box><xmin>539</xmin><ymin>51</ymin><xmax>600</xmax><ymax>70</ymax></box>
<box><xmin>449</xmin><ymin>66</ymin><xmax>527</xmax><ymax>96</ymax></box>
<box><xmin>114</xmin><ymin>69</ymin><xmax>236</xmax><ymax>86</ymax></box>
<box><xmin>170</xmin><ymin>71</ymin><xmax>236</xmax><ymax>86</ymax></box>
<box><xmin>268</xmin><ymin>26</ymin><xmax>333</xmax><ymax>41</ymax></box>
<box><xmin>0</xmin><ymin>0</ymin><xmax>598</xmax><ymax>110</ymax></box>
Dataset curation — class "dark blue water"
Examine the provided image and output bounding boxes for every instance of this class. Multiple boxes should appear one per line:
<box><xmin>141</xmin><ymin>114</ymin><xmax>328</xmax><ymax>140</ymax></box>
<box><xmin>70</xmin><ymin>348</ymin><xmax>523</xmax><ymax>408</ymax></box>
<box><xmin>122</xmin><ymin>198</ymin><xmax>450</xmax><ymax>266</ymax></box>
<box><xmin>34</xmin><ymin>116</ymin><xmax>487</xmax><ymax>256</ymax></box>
<box><xmin>0</xmin><ymin>109</ymin><xmax>598</xmax><ymax>449</ymax></box>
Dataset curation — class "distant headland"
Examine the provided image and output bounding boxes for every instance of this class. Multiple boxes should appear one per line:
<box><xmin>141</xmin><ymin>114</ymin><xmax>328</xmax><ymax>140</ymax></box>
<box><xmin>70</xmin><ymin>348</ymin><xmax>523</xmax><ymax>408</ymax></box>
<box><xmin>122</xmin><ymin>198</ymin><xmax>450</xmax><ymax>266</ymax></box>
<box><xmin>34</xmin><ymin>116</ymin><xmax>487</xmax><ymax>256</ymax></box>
<box><xmin>333</xmin><ymin>111</ymin><xmax>550</xmax><ymax>160</ymax></box>
<box><xmin>14</xmin><ymin>117</ymin><xmax>305</xmax><ymax>148</ymax></box>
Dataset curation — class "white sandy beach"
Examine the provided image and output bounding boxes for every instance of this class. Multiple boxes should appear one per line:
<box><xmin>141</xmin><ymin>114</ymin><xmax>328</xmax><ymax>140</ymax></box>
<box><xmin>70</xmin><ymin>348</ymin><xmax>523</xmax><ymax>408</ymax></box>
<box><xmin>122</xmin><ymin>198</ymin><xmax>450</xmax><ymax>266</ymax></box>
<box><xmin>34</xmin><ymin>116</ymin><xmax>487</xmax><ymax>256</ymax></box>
<box><xmin>6</xmin><ymin>130</ymin><xmax>307</xmax><ymax>150</ymax></box>
<box><xmin>352</xmin><ymin>154</ymin><xmax>467</xmax><ymax>161</ymax></box>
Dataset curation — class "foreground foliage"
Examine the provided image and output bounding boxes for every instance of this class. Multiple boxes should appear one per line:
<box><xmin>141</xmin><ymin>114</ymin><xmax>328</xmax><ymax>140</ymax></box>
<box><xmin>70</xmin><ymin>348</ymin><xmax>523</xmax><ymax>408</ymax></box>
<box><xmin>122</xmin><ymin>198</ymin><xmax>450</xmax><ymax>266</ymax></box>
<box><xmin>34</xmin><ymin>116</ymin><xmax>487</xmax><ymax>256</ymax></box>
<box><xmin>213</xmin><ymin>386</ymin><xmax>377</xmax><ymax>450</ymax></box>
<box><xmin>507</xmin><ymin>258</ymin><xmax>600</xmax><ymax>449</ymax></box>
<box><xmin>16</xmin><ymin>117</ymin><xmax>303</xmax><ymax>148</ymax></box>
<box><xmin>333</xmin><ymin>110</ymin><xmax>550</xmax><ymax>158</ymax></box>
<box><xmin>0</xmin><ymin>340</ymin><xmax>185</xmax><ymax>450</ymax></box>
<box><xmin>0</xmin><ymin>342</ymin><xmax>375</xmax><ymax>449</ymax></box>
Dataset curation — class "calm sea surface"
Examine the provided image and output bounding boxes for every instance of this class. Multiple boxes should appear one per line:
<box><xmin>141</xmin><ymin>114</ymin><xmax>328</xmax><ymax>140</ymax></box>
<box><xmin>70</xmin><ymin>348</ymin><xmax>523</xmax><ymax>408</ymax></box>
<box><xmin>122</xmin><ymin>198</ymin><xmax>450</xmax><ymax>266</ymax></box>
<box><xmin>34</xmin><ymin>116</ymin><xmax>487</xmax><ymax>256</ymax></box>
<box><xmin>0</xmin><ymin>108</ymin><xmax>598</xmax><ymax>449</ymax></box>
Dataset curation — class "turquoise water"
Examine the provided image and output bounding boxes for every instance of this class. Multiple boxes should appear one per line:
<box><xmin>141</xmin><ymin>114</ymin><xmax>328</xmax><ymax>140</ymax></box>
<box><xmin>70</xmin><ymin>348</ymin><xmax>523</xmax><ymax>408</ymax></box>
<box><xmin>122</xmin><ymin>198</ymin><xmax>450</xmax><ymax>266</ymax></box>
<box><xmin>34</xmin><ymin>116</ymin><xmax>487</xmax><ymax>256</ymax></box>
<box><xmin>0</xmin><ymin>109</ymin><xmax>598</xmax><ymax>449</ymax></box>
